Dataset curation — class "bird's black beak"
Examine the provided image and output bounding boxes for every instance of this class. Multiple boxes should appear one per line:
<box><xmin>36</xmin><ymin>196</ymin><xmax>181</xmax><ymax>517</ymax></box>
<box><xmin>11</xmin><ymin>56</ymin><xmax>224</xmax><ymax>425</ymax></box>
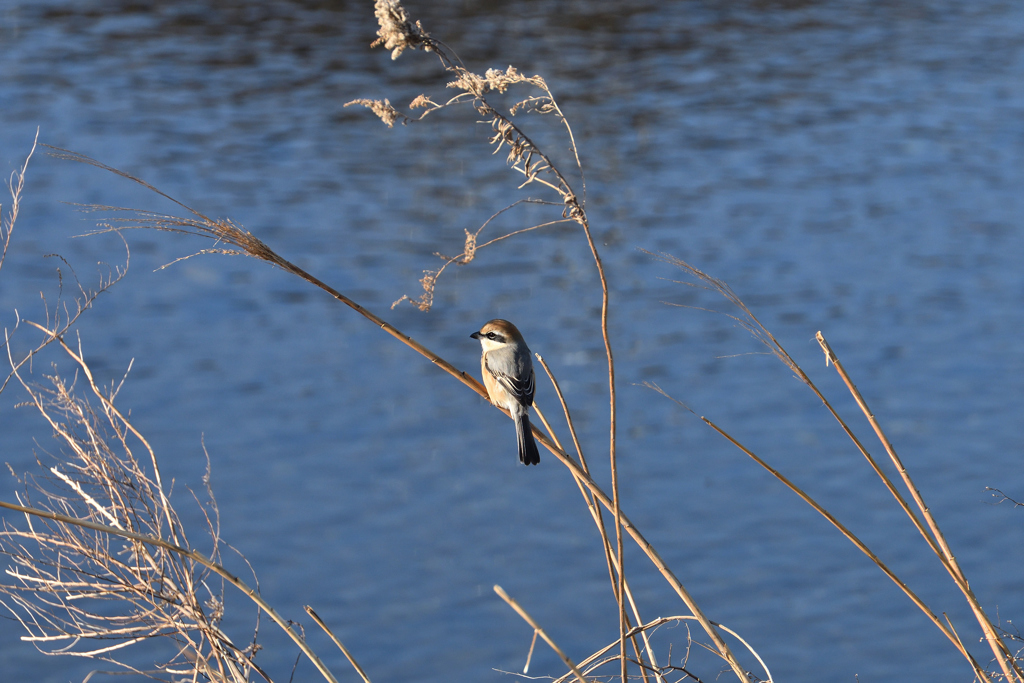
<box><xmin>470</xmin><ymin>331</ymin><xmax>481</xmax><ymax>339</ymax></box>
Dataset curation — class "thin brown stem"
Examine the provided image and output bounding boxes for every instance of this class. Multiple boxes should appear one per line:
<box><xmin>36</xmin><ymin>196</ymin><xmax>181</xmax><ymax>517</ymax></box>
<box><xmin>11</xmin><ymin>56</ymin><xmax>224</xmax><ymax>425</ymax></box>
<box><xmin>572</xmin><ymin>223</ymin><xmax>625</xmax><ymax>680</ymax></box>
<box><xmin>494</xmin><ymin>585</ymin><xmax>589</xmax><ymax>683</ymax></box>
<box><xmin>697</xmin><ymin>413</ymin><xmax>987</xmax><ymax>680</ymax></box>
<box><xmin>816</xmin><ymin>332</ymin><xmax>1021</xmax><ymax>683</ymax></box>
<box><xmin>536</xmin><ymin>355</ymin><xmax>661</xmax><ymax>682</ymax></box>
<box><xmin>653</xmin><ymin>253</ymin><xmax>1017</xmax><ymax>680</ymax></box>
<box><xmin>305</xmin><ymin>606</ymin><xmax>372</xmax><ymax>683</ymax></box>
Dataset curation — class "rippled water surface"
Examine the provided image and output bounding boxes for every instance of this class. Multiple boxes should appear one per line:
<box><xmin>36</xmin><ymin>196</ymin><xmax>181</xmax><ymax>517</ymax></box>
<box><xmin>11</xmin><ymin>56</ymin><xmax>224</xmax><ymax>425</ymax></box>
<box><xmin>2</xmin><ymin>1</ymin><xmax>1024</xmax><ymax>681</ymax></box>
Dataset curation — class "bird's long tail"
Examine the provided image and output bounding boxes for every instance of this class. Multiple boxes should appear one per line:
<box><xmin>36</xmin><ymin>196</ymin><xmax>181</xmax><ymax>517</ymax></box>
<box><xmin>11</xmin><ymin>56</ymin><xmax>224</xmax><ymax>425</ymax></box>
<box><xmin>516</xmin><ymin>410</ymin><xmax>541</xmax><ymax>466</ymax></box>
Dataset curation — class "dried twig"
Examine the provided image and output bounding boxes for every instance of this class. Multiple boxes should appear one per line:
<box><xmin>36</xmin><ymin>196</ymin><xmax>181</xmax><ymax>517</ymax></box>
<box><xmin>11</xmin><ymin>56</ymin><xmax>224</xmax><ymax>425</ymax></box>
<box><xmin>494</xmin><ymin>585</ymin><xmax>589</xmax><ymax>683</ymax></box>
<box><xmin>1</xmin><ymin>129</ymin><xmax>38</xmax><ymax>272</ymax></box>
<box><xmin>1</xmin><ymin>342</ymin><xmax>260</xmax><ymax>680</ymax></box>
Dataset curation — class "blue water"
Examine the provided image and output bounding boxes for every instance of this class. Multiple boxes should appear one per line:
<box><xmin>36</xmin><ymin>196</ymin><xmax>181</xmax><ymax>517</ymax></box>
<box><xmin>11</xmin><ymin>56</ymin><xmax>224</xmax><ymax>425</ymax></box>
<box><xmin>1</xmin><ymin>1</ymin><xmax>1023</xmax><ymax>681</ymax></box>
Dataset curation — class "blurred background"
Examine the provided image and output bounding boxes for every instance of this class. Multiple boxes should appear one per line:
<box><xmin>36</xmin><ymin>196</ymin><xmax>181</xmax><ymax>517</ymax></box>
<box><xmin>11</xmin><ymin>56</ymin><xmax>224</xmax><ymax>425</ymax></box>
<box><xmin>1</xmin><ymin>1</ymin><xmax>1023</xmax><ymax>681</ymax></box>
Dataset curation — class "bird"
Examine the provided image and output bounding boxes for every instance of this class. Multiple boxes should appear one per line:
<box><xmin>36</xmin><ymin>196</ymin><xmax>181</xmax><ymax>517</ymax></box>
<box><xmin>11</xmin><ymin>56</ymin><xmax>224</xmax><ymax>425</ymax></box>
<box><xmin>470</xmin><ymin>319</ymin><xmax>541</xmax><ymax>465</ymax></box>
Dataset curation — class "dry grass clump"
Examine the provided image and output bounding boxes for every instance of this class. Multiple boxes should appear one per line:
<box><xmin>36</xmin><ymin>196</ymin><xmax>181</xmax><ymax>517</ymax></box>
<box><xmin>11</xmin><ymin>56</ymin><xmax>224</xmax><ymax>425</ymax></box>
<box><xmin>1</xmin><ymin>347</ymin><xmax>260</xmax><ymax>682</ymax></box>
<box><xmin>0</xmin><ymin>333</ymin><xmax>354</xmax><ymax>682</ymax></box>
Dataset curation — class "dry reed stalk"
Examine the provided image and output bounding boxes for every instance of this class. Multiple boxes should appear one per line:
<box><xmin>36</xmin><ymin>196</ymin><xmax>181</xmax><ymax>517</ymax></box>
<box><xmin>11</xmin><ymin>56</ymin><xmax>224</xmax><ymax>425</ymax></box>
<box><xmin>304</xmin><ymin>606</ymin><xmax>372</xmax><ymax>683</ymax></box>
<box><xmin>816</xmin><ymin>332</ymin><xmax>1023</xmax><ymax>683</ymax></box>
<box><xmin>493</xmin><ymin>585</ymin><xmax>589</xmax><ymax>683</ymax></box>
<box><xmin>688</xmin><ymin>406</ymin><xmax>982</xmax><ymax>674</ymax></box>
<box><xmin>650</xmin><ymin>251</ymin><xmax>945</xmax><ymax>559</ymax></box>
<box><xmin>0</xmin><ymin>154</ymin><xmax>342</xmax><ymax>679</ymax></box>
<box><xmin>535</xmin><ymin>356</ymin><xmax>662</xmax><ymax>683</ymax></box>
<box><xmin>525</xmin><ymin>443</ymin><xmax>657</xmax><ymax>683</ymax></box>
<box><xmin>651</xmin><ymin>253</ymin><xmax>958</xmax><ymax>571</ymax></box>
<box><xmin>650</xmin><ymin>250</ymin><xmax>1016</xmax><ymax>681</ymax></box>
<box><xmin>1</xmin><ymin>342</ymin><xmax>256</xmax><ymax>680</ymax></box>
<box><xmin>0</xmin><ymin>141</ymin><xmax>363</xmax><ymax>682</ymax></box>
<box><xmin>0</xmin><ymin>493</ymin><xmax>344</xmax><ymax>683</ymax></box>
<box><xmin>535</xmin><ymin>431</ymin><xmax>752</xmax><ymax>680</ymax></box>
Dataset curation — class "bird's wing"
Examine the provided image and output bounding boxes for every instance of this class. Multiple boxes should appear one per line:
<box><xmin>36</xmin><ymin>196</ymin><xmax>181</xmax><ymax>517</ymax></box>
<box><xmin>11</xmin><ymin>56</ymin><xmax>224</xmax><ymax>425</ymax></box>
<box><xmin>486</xmin><ymin>359</ymin><xmax>535</xmax><ymax>407</ymax></box>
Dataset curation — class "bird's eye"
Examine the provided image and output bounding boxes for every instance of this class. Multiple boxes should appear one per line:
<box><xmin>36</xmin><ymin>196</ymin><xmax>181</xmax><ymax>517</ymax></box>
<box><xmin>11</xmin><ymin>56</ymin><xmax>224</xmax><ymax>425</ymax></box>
<box><xmin>486</xmin><ymin>332</ymin><xmax>498</xmax><ymax>340</ymax></box>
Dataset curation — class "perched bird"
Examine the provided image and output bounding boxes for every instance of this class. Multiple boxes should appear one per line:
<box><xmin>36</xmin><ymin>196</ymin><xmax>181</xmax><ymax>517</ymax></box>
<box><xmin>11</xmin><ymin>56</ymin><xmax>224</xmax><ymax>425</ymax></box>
<box><xmin>470</xmin><ymin>319</ymin><xmax>540</xmax><ymax>465</ymax></box>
